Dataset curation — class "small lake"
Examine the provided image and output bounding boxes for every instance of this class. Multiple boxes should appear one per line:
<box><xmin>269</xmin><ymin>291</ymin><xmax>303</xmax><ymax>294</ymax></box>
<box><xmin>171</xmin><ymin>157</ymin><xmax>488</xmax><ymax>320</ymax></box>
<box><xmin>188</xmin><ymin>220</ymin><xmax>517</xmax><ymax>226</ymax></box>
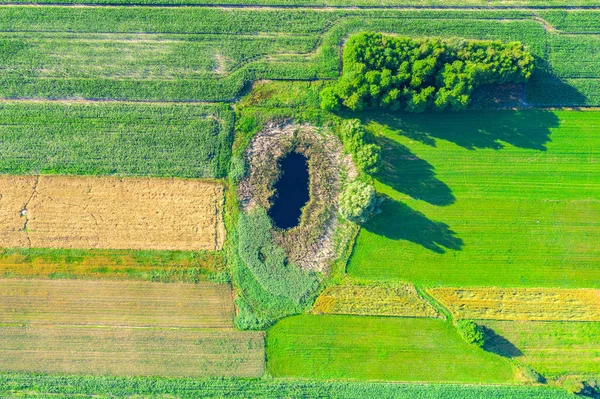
<box><xmin>269</xmin><ymin>152</ymin><xmax>310</xmax><ymax>229</ymax></box>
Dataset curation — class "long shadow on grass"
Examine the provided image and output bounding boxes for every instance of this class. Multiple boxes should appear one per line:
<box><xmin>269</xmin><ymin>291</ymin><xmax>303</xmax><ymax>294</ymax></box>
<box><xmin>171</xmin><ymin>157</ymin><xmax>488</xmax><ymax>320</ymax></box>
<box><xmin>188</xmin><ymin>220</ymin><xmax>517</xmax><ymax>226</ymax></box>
<box><xmin>364</xmin><ymin>199</ymin><xmax>463</xmax><ymax>254</ymax></box>
<box><xmin>482</xmin><ymin>326</ymin><xmax>523</xmax><ymax>358</ymax></box>
<box><xmin>375</xmin><ymin>136</ymin><xmax>455</xmax><ymax>206</ymax></box>
<box><xmin>363</xmin><ymin>109</ymin><xmax>560</xmax><ymax>151</ymax></box>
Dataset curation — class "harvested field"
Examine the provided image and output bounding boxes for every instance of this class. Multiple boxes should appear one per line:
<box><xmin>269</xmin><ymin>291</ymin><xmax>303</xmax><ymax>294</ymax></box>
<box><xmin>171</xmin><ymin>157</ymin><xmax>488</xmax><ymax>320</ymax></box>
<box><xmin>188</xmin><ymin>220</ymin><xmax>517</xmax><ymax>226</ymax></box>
<box><xmin>312</xmin><ymin>282</ymin><xmax>438</xmax><ymax>318</ymax></box>
<box><xmin>0</xmin><ymin>279</ymin><xmax>265</xmax><ymax>377</ymax></box>
<box><xmin>0</xmin><ymin>325</ymin><xmax>264</xmax><ymax>377</ymax></box>
<box><xmin>430</xmin><ymin>287</ymin><xmax>600</xmax><ymax>322</ymax></box>
<box><xmin>0</xmin><ymin>279</ymin><xmax>234</xmax><ymax>328</ymax></box>
<box><xmin>0</xmin><ymin>175</ymin><xmax>225</xmax><ymax>251</ymax></box>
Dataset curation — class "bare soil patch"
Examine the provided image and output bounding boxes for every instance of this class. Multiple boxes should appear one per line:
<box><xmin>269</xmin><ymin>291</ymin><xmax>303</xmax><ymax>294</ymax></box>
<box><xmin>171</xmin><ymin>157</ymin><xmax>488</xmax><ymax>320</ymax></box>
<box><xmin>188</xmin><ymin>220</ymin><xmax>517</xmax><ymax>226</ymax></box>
<box><xmin>0</xmin><ymin>175</ymin><xmax>225</xmax><ymax>251</ymax></box>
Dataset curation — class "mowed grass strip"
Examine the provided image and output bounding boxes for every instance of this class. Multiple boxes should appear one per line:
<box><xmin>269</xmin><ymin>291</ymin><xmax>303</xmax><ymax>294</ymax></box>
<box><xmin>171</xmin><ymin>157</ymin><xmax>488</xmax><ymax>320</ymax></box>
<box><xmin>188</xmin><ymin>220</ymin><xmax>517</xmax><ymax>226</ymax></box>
<box><xmin>0</xmin><ymin>101</ymin><xmax>233</xmax><ymax>178</ymax></box>
<box><xmin>348</xmin><ymin>110</ymin><xmax>600</xmax><ymax>288</ymax></box>
<box><xmin>430</xmin><ymin>287</ymin><xmax>600</xmax><ymax>322</ymax></box>
<box><xmin>481</xmin><ymin>320</ymin><xmax>600</xmax><ymax>377</ymax></box>
<box><xmin>0</xmin><ymin>279</ymin><xmax>234</xmax><ymax>328</ymax></box>
<box><xmin>0</xmin><ymin>247</ymin><xmax>226</xmax><ymax>283</ymax></box>
<box><xmin>312</xmin><ymin>282</ymin><xmax>439</xmax><ymax>318</ymax></box>
<box><xmin>267</xmin><ymin>315</ymin><xmax>514</xmax><ymax>382</ymax></box>
<box><xmin>0</xmin><ymin>175</ymin><xmax>225</xmax><ymax>251</ymax></box>
<box><xmin>0</xmin><ymin>325</ymin><xmax>265</xmax><ymax>377</ymax></box>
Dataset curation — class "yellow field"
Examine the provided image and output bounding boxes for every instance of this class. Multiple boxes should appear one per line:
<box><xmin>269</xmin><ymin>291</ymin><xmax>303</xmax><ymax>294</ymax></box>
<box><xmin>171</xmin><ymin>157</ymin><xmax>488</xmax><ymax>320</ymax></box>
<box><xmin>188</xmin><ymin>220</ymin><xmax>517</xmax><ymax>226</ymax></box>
<box><xmin>312</xmin><ymin>282</ymin><xmax>439</xmax><ymax>318</ymax></box>
<box><xmin>0</xmin><ymin>279</ymin><xmax>264</xmax><ymax>377</ymax></box>
<box><xmin>430</xmin><ymin>287</ymin><xmax>600</xmax><ymax>321</ymax></box>
<box><xmin>0</xmin><ymin>175</ymin><xmax>225</xmax><ymax>251</ymax></box>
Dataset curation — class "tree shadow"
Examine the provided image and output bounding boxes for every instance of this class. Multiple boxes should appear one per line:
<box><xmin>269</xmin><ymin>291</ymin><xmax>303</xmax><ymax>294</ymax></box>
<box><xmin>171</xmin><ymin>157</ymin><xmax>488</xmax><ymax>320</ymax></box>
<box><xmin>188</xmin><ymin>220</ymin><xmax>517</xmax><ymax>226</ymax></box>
<box><xmin>362</xmin><ymin>108</ymin><xmax>561</xmax><ymax>151</ymax></box>
<box><xmin>482</xmin><ymin>326</ymin><xmax>523</xmax><ymax>358</ymax></box>
<box><xmin>375</xmin><ymin>136</ymin><xmax>455</xmax><ymax>206</ymax></box>
<box><xmin>363</xmin><ymin>199</ymin><xmax>463</xmax><ymax>254</ymax></box>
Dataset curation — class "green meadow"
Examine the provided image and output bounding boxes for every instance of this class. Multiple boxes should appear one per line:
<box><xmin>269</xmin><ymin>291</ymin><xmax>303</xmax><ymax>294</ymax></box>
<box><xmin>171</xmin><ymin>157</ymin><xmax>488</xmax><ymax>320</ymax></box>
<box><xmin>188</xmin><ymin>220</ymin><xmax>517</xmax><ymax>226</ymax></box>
<box><xmin>348</xmin><ymin>110</ymin><xmax>600</xmax><ymax>288</ymax></box>
<box><xmin>267</xmin><ymin>315</ymin><xmax>514</xmax><ymax>382</ymax></box>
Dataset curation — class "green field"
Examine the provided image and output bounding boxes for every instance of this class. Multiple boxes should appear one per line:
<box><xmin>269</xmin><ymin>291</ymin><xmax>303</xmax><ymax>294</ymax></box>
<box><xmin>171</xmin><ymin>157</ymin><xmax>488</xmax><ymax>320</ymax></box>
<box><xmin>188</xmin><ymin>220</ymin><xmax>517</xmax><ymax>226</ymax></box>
<box><xmin>267</xmin><ymin>315</ymin><xmax>514</xmax><ymax>382</ymax></box>
<box><xmin>348</xmin><ymin>110</ymin><xmax>600</xmax><ymax>288</ymax></box>
<box><xmin>0</xmin><ymin>373</ymin><xmax>576</xmax><ymax>399</ymax></box>
<box><xmin>0</xmin><ymin>7</ymin><xmax>599</xmax><ymax>105</ymax></box>
<box><xmin>482</xmin><ymin>320</ymin><xmax>600</xmax><ymax>377</ymax></box>
<box><xmin>0</xmin><ymin>101</ymin><xmax>233</xmax><ymax>178</ymax></box>
<box><xmin>0</xmin><ymin>0</ymin><xmax>597</xmax><ymax>7</ymax></box>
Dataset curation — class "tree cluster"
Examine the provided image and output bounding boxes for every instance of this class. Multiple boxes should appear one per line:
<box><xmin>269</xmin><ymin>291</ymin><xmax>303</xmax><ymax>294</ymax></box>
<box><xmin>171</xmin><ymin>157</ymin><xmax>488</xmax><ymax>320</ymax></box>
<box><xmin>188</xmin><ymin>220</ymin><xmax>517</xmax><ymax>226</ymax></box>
<box><xmin>321</xmin><ymin>32</ymin><xmax>534</xmax><ymax>113</ymax></box>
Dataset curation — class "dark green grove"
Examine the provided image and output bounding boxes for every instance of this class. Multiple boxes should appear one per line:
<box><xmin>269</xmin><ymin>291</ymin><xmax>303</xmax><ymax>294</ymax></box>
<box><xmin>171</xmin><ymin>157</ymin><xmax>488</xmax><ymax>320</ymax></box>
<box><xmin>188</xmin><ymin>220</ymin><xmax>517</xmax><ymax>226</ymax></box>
<box><xmin>321</xmin><ymin>32</ymin><xmax>534</xmax><ymax>113</ymax></box>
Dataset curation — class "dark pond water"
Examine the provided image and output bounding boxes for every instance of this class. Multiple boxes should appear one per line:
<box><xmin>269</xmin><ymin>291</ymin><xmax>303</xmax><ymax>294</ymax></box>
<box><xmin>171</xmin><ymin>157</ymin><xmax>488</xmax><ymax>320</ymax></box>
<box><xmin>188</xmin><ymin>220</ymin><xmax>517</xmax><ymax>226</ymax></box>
<box><xmin>269</xmin><ymin>151</ymin><xmax>309</xmax><ymax>230</ymax></box>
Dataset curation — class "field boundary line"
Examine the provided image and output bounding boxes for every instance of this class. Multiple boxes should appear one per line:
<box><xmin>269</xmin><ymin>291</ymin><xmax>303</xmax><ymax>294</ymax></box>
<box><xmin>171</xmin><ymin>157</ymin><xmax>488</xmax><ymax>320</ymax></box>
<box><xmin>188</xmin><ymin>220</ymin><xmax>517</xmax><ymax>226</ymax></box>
<box><xmin>415</xmin><ymin>286</ymin><xmax>452</xmax><ymax>322</ymax></box>
<box><xmin>0</xmin><ymin>4</ymin><xmax>600</xmax><ymax>10</ymax></box>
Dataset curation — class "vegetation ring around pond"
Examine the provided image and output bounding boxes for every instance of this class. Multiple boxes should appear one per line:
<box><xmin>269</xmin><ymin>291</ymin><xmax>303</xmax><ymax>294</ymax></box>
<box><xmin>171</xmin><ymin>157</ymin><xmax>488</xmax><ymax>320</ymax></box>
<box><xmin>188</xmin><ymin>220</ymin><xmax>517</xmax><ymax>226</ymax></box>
<box><xmin>238</xmin><ymin>121</ymin><xmax>356</xmax><ymax>272</ymax></box>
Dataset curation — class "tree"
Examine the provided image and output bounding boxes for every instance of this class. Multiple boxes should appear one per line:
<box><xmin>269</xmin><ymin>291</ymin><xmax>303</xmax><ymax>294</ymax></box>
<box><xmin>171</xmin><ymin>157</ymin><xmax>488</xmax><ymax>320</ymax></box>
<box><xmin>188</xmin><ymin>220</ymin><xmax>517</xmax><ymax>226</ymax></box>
<box><xmin>338</xmin><ymin>180</ymin><xmax>377</xmax><ymax>224</ymax></box>
<box><xmin>456</xmin><ymin>320</ymin><xmax>485</xmax><ymax>347</ymax></box>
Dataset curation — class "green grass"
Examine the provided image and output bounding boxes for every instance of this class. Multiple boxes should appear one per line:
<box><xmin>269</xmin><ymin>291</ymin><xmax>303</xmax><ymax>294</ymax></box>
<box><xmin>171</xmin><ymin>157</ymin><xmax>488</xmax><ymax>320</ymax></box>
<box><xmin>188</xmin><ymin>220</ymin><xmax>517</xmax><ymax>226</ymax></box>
<box><xmin>482</xmin><ymin>320</ymin><xmax>600</xmax><ymax>377</ymax></box>
<box><xmin>0</xmin><ymin>373</ymin><xmax>576</xmax><ymax>399</ymax></box>
<box><xmin>1</xmin><ymin>0</ymin><xmax>597</xmax><ymax>6</ymax></box>
<box><xmin>267</xmin><ymin>315</ymin><xmax>514</xmax><ymax>382</ymax></box>
<box><xmin>0</xmin><ymin>7</ymin><xmax>596</xmax><ymax>105</ymax></box>
<box><xmin>348</xmin><ymin>109</ymin><xmax>600</xmax><ymax>288</ymax></box>
<box><xmin>0</xmin><ymin>101</ymin><xmax>233</xmax><ymax>178</ymax></box>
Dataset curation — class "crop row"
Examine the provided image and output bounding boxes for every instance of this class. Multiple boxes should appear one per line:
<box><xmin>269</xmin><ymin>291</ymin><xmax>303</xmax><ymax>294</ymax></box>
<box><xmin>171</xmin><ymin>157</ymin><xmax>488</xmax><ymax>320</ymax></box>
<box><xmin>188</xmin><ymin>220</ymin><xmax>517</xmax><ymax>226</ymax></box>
<box><xmin>0</xmin><ymin>101</ymin><xmax>233</xmax><ymax>177</ymax></box>
<box><xmin>0</xmin><ymin>373</ymin><xmax>575</xmax><ymax>398</ymax></box>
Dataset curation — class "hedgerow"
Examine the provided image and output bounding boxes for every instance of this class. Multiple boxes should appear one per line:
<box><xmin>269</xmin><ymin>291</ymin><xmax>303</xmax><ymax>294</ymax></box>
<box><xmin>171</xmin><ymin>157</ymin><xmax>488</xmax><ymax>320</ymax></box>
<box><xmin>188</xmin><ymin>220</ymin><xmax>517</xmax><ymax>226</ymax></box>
<box><xmin>337</xmin><ymin>119</ymin><xmax>381</xmax><ymax>174</ymax></box>
<box><xmin>321</xmin><ymin>32</ymin><xmax>534</xmax><ymax>112</ymax></box>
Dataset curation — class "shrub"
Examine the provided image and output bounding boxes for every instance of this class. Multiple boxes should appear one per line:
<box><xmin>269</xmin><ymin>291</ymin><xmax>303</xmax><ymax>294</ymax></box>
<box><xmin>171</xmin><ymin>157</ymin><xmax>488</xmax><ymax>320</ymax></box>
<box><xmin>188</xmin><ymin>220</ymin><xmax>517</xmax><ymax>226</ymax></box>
<box><xmin>322</xmin><ymin>32</ymin><xmax>534</xmax><ymax>113</ymax></box>
<box><xmin>338</xmin><ymin>119</ymin><xmax>381</xmax><ymax>174</ymax></box>
<box><xmin>228</xmin><ymin>154</ymin><xmax>246</xmax><ymax>183</ymax></box>
<box><xmin>456</xmin><ymin>320</ymin><xmax>485</xmax><ymax>347</ymax></box>
<box><xmin>339</xmin><ymin>180</ymin><xmax>377</xmax><ymax>224</ymax></box>
<box><xmin>562</xmin><ymin>377</ymin><xmax>586</xmax><ymax>395</ymax></box>
<box><xmin>517</xmin><ymin>365</ymin><xmax>544</xmax><ymax>384</ymax></box>
<box><xmin>562</xmin><ymin>376</ymin><xmax>599</xmax><ymax>396</ymax></box>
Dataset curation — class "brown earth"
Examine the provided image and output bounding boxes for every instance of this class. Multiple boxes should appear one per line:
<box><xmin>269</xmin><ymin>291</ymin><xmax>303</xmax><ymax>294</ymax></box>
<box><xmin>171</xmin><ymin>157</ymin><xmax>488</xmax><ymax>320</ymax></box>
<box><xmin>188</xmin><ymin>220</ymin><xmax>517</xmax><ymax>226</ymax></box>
<box><xmin>0</xmin><ymin>175</ymin><xmax>225</xmax><ymax>251</ymax></box>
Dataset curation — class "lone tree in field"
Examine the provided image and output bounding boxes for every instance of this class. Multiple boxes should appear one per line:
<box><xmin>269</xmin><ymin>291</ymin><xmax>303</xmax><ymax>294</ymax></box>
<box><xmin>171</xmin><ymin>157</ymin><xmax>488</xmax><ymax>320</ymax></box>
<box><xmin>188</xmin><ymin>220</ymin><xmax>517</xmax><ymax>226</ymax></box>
<box><xmin>339</xmin><ymin>180</ymin><xmax>377</xmax><ymax>224</ymax></box>
<box><xmin>322</xmin><ymin>32</ymin><xmax>534</xmax><ymax>113</ymax></box>
<box><xmin>456</xmin><ymin>320</ymin><xmax>486</xmax><ymax>347</ymax></box>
